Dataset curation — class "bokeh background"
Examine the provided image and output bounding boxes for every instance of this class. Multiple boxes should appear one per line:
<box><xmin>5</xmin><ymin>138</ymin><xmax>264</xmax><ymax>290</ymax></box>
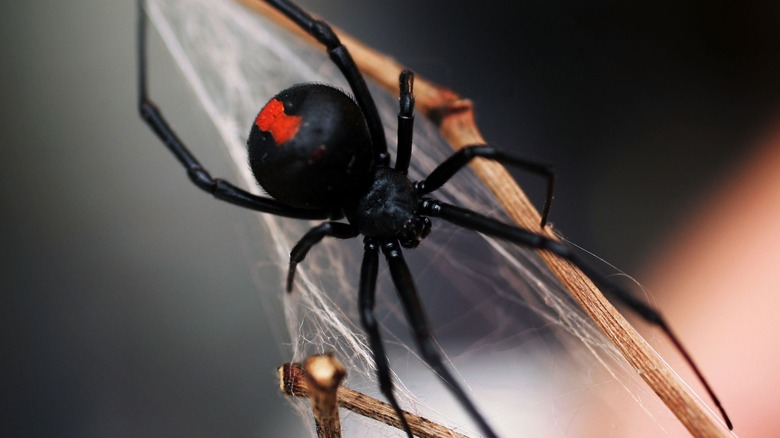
<box><xmin>3</xmin><ymin>1</ymin><xmax>779</xmax><ymax>436</ymax></box>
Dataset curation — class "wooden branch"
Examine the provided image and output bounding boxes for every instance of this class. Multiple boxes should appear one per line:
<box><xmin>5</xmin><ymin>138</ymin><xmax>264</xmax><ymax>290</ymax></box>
<box><xmin>302</xmin><ymin>354</ymin><xmax>345</xmax><ymax>438</ymax></box>
<box><xmin>279</xmin><ymin>357</ymin><xmax>468</xmax><ymax>438</ymax></box>
<box><xmin>243</xmin><ymin>1</ymin><xmax>734</xmax><ymax>436</ymax></box>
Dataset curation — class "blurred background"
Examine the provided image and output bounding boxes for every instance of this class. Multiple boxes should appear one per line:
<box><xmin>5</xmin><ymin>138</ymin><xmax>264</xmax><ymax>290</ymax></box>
<box><xmin>2</xmin><ymin>0</ymin><xmax>779</xmax><ymax>436</ymax></box>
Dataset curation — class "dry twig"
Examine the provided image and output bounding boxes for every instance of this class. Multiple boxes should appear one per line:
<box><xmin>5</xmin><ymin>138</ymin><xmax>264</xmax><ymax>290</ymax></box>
<box><xmin>279</xmin><ymin>356</ymin><xmax>468</xmax><ymax>438</ymax></box>
<box><xmin>302</xmin><ymin>354</ymin><xmax>345</xmax><ymax>438</ymax></box>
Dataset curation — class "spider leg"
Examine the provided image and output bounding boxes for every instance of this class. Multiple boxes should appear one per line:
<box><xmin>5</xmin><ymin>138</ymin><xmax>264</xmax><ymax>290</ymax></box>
<box><xmin>263</xmin><ymin>0</ymin><xmax>389</xmax><ymax>166</ymax></box>
<box><xmin>420</xmin><ymin>198</ymin><xmax>734</xmax><ymax>430</ymax></box>
<box><xmin>286</xmin><ymin>222</ymin><xmax>359</xmax><ymax>292</ymax></box>
<box><xmin>381</xmin><ymin>239</ymin><xmax>498</xmax><ymax>438</ymax></box>
<box><xmin>137</xmin><ymin>0</ymin><xmax>329</xmax><ymax>220</ymax></box>
<box><xmin>358</xmin><ymin>238</ymin><xmax>413</xmax><ymax>438</ymax></box>
<box><xmin>395</xmin><ymin>70</ymin><xmax>415</xmax><ymax>173</ymax></box>
<box><xmin>416</xmin><ymin>145</ymin><xmax>556</xmax><ymax>226</ymax></box>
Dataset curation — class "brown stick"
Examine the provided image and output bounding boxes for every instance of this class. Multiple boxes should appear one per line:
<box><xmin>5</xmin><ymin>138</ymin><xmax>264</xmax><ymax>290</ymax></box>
<box><xmin>279</xmin><ymin>359</ymin><xmax>468</xmax><ymax>438</ymax></box>
<box><xmin>302</xmin><ymin>354</ymin><xmax>345</xmax><ymax>438</ymax></box>
<box><xmin>244</xmin><ymin>1</ymin><xmax>734</xmax><ymax>436</ymax></box>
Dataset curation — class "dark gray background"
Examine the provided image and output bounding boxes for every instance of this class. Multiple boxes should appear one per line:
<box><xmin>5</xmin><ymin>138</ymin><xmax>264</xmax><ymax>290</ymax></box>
<box><xmin>2</xmin><ymin>1</ymin><xmax>778</xmax><ymax>437</ymax></box>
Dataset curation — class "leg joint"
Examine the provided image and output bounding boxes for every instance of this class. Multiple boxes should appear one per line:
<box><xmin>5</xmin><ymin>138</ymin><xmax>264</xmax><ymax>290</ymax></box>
<box><xmin>311</xmin><ymin>20</ymin><xmax>340</xmax><ymax>49</ymax></box>
<box><xmin>187</xmin><ymin>167</ymin><xmax>215</xmax><ymax>192</ymax></box>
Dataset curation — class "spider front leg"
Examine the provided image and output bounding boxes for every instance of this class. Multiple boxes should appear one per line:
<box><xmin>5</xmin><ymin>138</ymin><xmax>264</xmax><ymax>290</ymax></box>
<box><xmin>395</xmin><ymin>69</ymin><xmax>555</xmax><ymax>226</ymax></box>
<box><xmin>395</xmin><ymin>70</ymin><xmax>415</xmax><ymax>173</ymax></box>
<box><xmin>358</xmin><ymin>238</ymin><xmax>413</xmax><ymax>438</ymax></box>
<box><xmin>419</xmin><ymin>198</ymin><xmax>733</xmax><ymax>429</ymax></box>
<box><xmin>417</xmin><ymin>145</ymin><xmax>556</xmax><ymax>226</ymax></box>
<box><xmin>381</xmin><ymin>240</ymin><xmax>499</xmax><ymax>438</ymax></box>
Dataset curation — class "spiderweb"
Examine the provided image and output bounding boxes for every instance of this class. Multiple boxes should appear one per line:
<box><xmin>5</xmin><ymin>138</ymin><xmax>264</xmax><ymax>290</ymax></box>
<box><xmin>144</xmin><ymin>0</ymin><xmax>690</xmax><ymax>435</ymax></box>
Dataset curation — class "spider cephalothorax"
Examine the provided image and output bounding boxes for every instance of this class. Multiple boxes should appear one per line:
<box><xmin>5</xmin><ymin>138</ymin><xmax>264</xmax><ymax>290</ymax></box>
<box><xmin>344</xmin><ymin>167</ymin><xmax>432</xmax><ymax>248</ymax></box>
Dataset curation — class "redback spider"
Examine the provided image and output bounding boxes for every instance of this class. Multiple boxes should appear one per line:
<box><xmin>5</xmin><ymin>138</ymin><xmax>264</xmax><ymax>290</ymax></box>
<box><xmin>137</xmin><ymin>0</ymin><xmax>732</xmax><ymax>436</ymax></box>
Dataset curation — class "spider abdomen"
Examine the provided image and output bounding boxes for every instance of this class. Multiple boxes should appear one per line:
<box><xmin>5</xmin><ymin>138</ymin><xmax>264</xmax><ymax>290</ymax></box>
<box><xmin>247</xmin><ymin>84</ymin><xmax>374</xmax><ymax>209</ymax></box>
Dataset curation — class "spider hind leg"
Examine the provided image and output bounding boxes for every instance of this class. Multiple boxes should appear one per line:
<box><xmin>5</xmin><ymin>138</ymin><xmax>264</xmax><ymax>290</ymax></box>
<box><xmin>264</xmin><ymin>0</ymin><xmax>389</xmax><ymax>165</ymax></box>
<box><xmin>137</xmin><ymin>0</ymin><xmax>330</xmax><ymax>220</ymax></box>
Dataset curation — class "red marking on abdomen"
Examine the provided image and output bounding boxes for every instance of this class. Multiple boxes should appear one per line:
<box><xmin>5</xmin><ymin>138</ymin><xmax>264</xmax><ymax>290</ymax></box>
<box><xmin>255</xmin><ymin>99</ymin><xmax>302</xmax><ymax>144</ymax></box>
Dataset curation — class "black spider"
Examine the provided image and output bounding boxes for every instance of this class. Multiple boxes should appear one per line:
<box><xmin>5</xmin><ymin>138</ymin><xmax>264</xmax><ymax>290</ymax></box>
<box><xmin>137</xmin><ymin>1</ymin><xmax>731</xmax><ymax>436</ymax></box>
